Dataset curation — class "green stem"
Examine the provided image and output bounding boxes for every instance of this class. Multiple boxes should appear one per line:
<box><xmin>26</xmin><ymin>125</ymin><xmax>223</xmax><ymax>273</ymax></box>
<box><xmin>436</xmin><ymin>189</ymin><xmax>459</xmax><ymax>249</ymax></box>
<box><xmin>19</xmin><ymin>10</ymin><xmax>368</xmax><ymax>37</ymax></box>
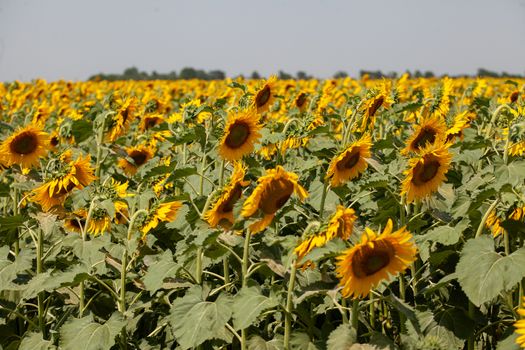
<box><xmin>284</xmin><ymin>262</ymin><xmax>297</xmax><ymax>350</ymax></box>
<box><xmin>504</xmin><ymin>125</ymin><xmax>512</xmax><ymax>165</ymax></box>
<box><xmin>36</xmin><ymin>227</ymin><xmax>45</xmax><ymax>334</ymax></box>
<box><xmin>351</xmin><ymin>299</ymin><xmax>360</xmax><ymax>338</ymax></box>
<box><xmin>223</xmin><ymin>256</ymin><xmax>230</xmax><ymax>289</ymax></box>
<box><xmin>475</xmin><ymin>198</ymin><xmax>500</xmax><ymax>238</ymax></box>
<box><xmin>399</xmin><ymin>274</ymin><xmax>406</xmax><ymax>333</ymax></box>
<box><xmin>119</xmin><ymin>251</ymin><xmax>127</xmax><ymax>313</ymax></box>
<box><xmin>94</xmin><ymin>112</ymin><xmax>108</xmax><ymax>180</ymax></box>
<box><xmin>319</xmin><ymin>179</ymin><xmax>330</xmax><ymax>218</ymax></box>
<box><xmin>13</xmin><ymin>188</ymin><xmax>19</xmax><ymax>256</ymax></box>
<box><xmin>468</xmin><ymin>302</ymin><xmax>476</xmax><ymax>350</ymax></box>
<box><xmin>241</xmin><ymin>230</ymin><xmax>252</xmax><ymax>350</ymax></box>
<box><xmin>369</xmin><ymin>294</ymin><xmax>376</xmax><ymax>330</ymax></box>
<box><xmin>127</xmin><ymin>209</ymin><xmax>148</xmax><ymax>241</ymax></box>
<box><xmin>219</xmin><ymin>159</ymin><xmax>226</xmax><ymax>187</ymax></box>
<box><xmin>195</xmin><ymin>247</ymin><xmax>203</xmax><ymax>284</ymax></box>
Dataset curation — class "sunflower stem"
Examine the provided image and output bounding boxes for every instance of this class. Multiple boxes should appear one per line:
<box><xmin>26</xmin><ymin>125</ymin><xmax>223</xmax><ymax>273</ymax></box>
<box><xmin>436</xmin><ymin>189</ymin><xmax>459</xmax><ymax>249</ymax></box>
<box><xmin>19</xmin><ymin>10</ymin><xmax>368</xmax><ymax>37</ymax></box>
<box><xmin>319</xmin><ymin>179</ymin><xmax>330</xmax><ymax>218</ymax></box>
<box><xmin>399</xmin><ymin>273</ymin><xmax>407</xmax><ymax>333</ymax></box>
<box><xmin>119</xmin><ymin>250</ymin><xmax>127</xmax><ymax>313</ymax></box>
<box><xmin>284</xmin><ymin>261</ymin><xmax>297</xmax><ymax>350</ymax></box>
<box><xmin>219</xmin><ymin>159</ymin><xmax>226</xmax><ymax>187</ymax></box>
<box><xmin>341</xmin><ymin>297</ymin><xmax>349</xmax><ymax>324</ymax></box>
<box><xmin>475</xmin><ymin>198</ymin><xmax>500</xmax><ymax>238</ymax></box>
<box><xmin>36</xmin><ymin>226</ymin><xmax>45</xmax><ymax>335</ymax></box>
<box><xmin>351</xmin><ymin>298</ymin><xmax>359</xmax><ymax>338</ymax></box>
<box><xmin>241</xmin><ymin>229</ymin><xmax>252</xmax><ymax>350</ymax></box>
<box><xmin>369</xmin><ymin>294</ymin><xmax>376</xmax><ymax>330</ymax></box>
<box><xmin>94</xmin><ymin>111</ymin><xmax>108</xmax><ymax>181</ymax></box>
<box><xmin>467</xmin><ymin>303</ymin><xmax>476</xmax><ymax>350</ymax></box>
<box><xmin>195</xmin><ymin>247</ymin><xmax>203</xmax><ymax>285</ymax></box>
<box><xmin>503</xmin><ymin>124</ymin><xmax>512</xmax><ymax>165</ymax></box>
<box><xmin>126</xmin><ymin>209</ymin><xmax>148</xmax><ymax>241</ymax></box>
<box><xmin>223</xmin><ymin>256</ymin><xmax>230</xmax><ymax>290</ymax></box>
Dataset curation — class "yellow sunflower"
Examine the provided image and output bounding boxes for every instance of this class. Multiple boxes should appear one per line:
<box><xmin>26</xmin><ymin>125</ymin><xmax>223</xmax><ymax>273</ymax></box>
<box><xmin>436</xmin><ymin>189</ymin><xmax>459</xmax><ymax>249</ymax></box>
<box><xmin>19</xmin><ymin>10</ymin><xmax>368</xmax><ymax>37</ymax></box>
<box><xmin>88</xmin><ymin>209</ymin><xmax>111</xmax><ymax>236</ymax></box>
<box><xmin>359</xmin><ymin>83</ymin><xmax>394</xmax><ymax>131</ymax></box>
<box><xmin>118</xmin><ymin>145</ymin><xmax>154</xmax><ymax>176</ymax></box>
<box><xmin>401</xmin><ymin>143</ymin><xmax>452</xmax><ymax>203</ymax></box>
<box><xmin>295</xmin><ymin>206</ymin><xmax>356</xmax><ymax>266</ymax></box>
<box><xmin>0</xmin><ymin>124</ymin><xmax>50</xmax><ymax>169</ymax></box>
<box><xmin>142</xmin><ymin>201</ymin><xmax>183</xmax><ymax>236</ymax></box>
<box><xmin>114</xmin><ymin>201</ymin><xmax>129</xmax><ymax>224</ymax></box>
<box><xmin>253</xmin><ymin>76</ymin><xmax>277</xmax><ymax>114</ymax></box>
<box><xmin>107</xmin><ymin>96</ymin><xmax>137</xmax><ymax>141</ymax></box>
<box><xmin>63</xmin><ymin>209</ymin><xmax>87</xmax><ymax>233</ymax></box>
<box><xmin>402</xmin><ymin>115</ymin><xmax>447</xmax><ymax>154</ymax></box>
<box><xmin>218</xmin><ymin>108</ymin><xmax>262</xmax><ymax>161</ymax></box>
<box><xmin>326</xmin><ymin>134</ymin><xmax>372</xmax><ymax>187</ymax></box>
<box><xmin>336</xmin><ymin>219</ymin><xmax>417</xmax><ymax>299</ymax></box>
<box><xmin>204</xmin><ymin>163</ymin><xmax>250</xmax><ymax>229</ymax></box>
<box><xmin>445</xmin><ymin>111</ymin><xmax>472</xmax><ymax>142</ymax></box>
<box><xmin>139</xmin><ymin>113</ymin><xmax>164</xmax><ymax>132</ymax></box>
<box><xmin>486</xmin><ymin>205</ymin><xmax>525</xmax><ymax>237</ymax></box>
<box><xmin>514</xmin><ymin>297</ymin><xmax>525</xmax><ymax>348</ymax></box>
<box><xmin>293</xmin><ymin>92</ymin><xmax>309</xmax><ymax>112</ymax></box>
<box><xmin>241</xmin><ymin>166</ymin><xmax>308</xmax><ymax>234</ymax></box>
<box><xmin>509</xmin><ymin>141</ymin><xmax>525</xmax><ymax>157</ymax></box>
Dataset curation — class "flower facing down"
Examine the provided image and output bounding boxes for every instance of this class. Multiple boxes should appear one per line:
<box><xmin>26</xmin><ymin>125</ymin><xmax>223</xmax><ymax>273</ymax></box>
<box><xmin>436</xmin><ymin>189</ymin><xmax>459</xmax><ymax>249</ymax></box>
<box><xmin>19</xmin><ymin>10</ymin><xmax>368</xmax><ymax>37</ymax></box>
<box><xmin>218</xmin><ymin>109</ymin><xmax>262</xmax><ymax>161</ymax></box>
<box><xmin>241</xmin><ymin>166</ymin><xmax>307</xmax><ymax>234</ymax></box>
<box><xmin>515</xmin><ymin>297</ymin><xmax>525</xmax><ymax>348</ymax></box>
<box><xmin>1</xmin><ymin>124</ymin><xmax>50</xmax><ymax>169</ymax></box>
<box><xmin>142</xmin><ymin>201</ymin><xmax>183</xmax><ymax>237</ymax></box>
<box><xmin>336</xmin><ymin>219</ymin><xmax>417</xmax><ymax>299</ymax></box>
<box><xmin>295</xmin><ymin>206</ymin><xmax>356</xmax><ymax>267</ymax></box>
<box><xmin>118</xmin><ymin>145</ymin><xmax>154</xmax><ymax>176</ymax></box>
<box><xmin>253</xmin><ymin>76</ymin><xmax>277</xmax><ymax>114</ymax></box>
<box><xmin>401</xmin><ymin>143</ymin><xmax>452</xmax><ymax>203</ymax></box>
<box><xmin>326</xmin><ymin>134</ymin><xmax>372</xmax><ymax>187</ymax></box>
<box><xmin>204</xmin><ymin>163</ymin><xmax>250</xmax><ymax>229</ymax></box>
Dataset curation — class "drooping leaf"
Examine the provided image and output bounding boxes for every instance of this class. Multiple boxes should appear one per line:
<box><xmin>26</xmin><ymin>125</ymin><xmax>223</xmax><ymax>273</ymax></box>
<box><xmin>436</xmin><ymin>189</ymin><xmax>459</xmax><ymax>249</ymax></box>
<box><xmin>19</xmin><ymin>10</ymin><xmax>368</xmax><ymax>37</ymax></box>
<box><xmin>232</xmin><ymin>286</ymin><xmax>279</xmax><ymax>330</ymax></box>
<box><xmin>142</xmin><ymin>250</ymin><xmax>180</xmax><ymax>293</ymax></box>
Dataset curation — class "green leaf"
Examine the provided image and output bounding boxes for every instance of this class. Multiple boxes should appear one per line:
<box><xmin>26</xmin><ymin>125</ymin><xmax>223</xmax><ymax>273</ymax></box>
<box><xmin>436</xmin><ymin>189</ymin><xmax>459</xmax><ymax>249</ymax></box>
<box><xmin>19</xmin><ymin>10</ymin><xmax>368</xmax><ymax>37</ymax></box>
<box><xmin>497</xmin><ymin>333</ymin><xmax>520</xmax><ymax>350</ymax></box>
<box><xmin>290</xmin><ymin>332</ymin><xmax>318</xmax><ymax>350</ymax></box>
<box><xmin>326</xmin><ymin>323</ymin><xmax>356</xmax><ymax>350</ymax></box>
<box><xmin>60</xmin><ymin>313</ymin><xmax>125</xmax><ymax>350</ymax></box>
<box><xmin>22</xmin><ymin>265</ymin><xmax>89</xmax><ymax>299</ymax></box>
<box><xmin>456</xmin><ymin>236</ymin><xmax>525</xmax><ymax>306</ymax></box>
<box><xmin>0</xmin><ymin>215</ymin><xmax>28</xmax><ymax>233</ymax></box>
<box><xmin>247</xmin><ymin>335</ymin><xmax>283</xmax><ymax>350</ymax></box>
<box><xmin>168</xmin><ymin>286</ymin><xmax>233</xmax><ymax>349</ymax></box>
<box><xmin>232</xmin><ymin>286</ymin><xmax>279</xmax><ymax>330</ymax></box>
<box><xmin>142</xmin><ymin>250</ymin><xmax>180</xmax><ymax>293</ymax></box>
<box><xmin>493</xmin><ymin>160</ymin><xmax>525</xmax><ymax>191</ymax></box>
<box><xmin>0</xmin><ymin>247</ymin><xmax>33</xmax><ymax>289</ymax></box>
<box><xmin>416</xmin><ymin>220</ymin><xmax>467</xmax><ymax>262</ymax></box>
<box><xmin>19</xmin><ymin>332</ymin><xmax>55</xmax><ymax>350</ymax></box>
<box><xmin>71</xmin><ymin>119</ymin><xmax>93</xmax><ymax>143</ymax></box>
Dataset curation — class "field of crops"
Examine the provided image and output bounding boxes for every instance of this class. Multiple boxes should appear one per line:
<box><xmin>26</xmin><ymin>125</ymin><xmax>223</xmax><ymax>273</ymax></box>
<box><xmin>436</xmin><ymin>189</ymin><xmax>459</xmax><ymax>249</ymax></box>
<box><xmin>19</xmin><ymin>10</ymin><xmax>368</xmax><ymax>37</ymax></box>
<box><xmin>1</xmin><ymin>76</ymin><xmax>525</xmax><ymax>349</ymax></box>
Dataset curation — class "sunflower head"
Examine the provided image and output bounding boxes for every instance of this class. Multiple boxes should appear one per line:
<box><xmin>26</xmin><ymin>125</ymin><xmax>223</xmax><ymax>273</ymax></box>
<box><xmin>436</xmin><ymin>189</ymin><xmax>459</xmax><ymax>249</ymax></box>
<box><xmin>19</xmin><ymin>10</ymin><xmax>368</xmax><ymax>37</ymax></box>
<box><xmin>218</xmin><ymin>109</ymin><xmax>262</xmax><ymax>161</ymax></box>
<box><xmin>118</xmin><ymin>145</ymin><xmax>154</xmax><ymax>176</ymax></box>
<box><xmin>336</xmin><ymin>219</ymin><xmax>417</xmax><ymax>299</ymax></box>
<box><xmin>326</xmin><ymin>134</ymin><xmax>372</xmax><ymax>187</ymax></box>
<box><xmin>514</xmin><ymin>297</ymin><xmax>525</xmax><ymax>348</ymax></box>
<box><xmin>294</xmin><ymin>92</ymin><xmax>309</xmax><ymax>112</ymax></box>
<box><xmin>253</xmin><ymin>76</ymin><xmax>277</xmax><ymax>113</ymax></box>
<box><xmin>204</xmin><ymin>163</ymin><xmax>250</xmax><ymax>229</ymax></box>
<box><xmin>63</xmin><ymin>209</ymin><xmax>87</xmax><ymax>233</ymax></box>
<box><xmin>142</xmin><ymin>201</ymin><xmax>182</xmax><ymax>236</ymax></box>
<box><xmin>402</xmin><ymin>115</ymin><xmax>447</xmax><ymax>154</ymax></box>
<box><xmin>401</xmin><ymin>142</ymin><xmax>452</xmax><ymax>203</ymax></box>
<box><xmin>241</xmin><ymin>166</ymin><xmax>308</xmax><ymax>233</ymax></box>
<box><xmin>1</xmin><ymin>124</ymin><xmax>50</xmax><ymax>169</ymax></box>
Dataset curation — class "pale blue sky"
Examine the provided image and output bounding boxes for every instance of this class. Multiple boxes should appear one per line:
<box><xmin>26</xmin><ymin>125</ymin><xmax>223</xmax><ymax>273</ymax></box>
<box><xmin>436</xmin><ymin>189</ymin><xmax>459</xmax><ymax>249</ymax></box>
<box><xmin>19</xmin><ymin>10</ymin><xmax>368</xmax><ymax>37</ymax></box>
<box><xmin>1</xmin><ymin>0</ymin><xmax>524</xmax><ymax>81</ymax></box>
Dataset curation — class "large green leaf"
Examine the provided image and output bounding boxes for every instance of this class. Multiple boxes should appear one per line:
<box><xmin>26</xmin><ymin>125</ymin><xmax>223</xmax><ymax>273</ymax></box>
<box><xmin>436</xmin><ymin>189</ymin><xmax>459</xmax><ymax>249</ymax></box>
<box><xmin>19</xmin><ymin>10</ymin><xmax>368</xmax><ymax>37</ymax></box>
<box><xmin>456</xmin><ymin>236</ymin><xmax>525</xmax><ymax>306</ymax></box>
<box><xmin>247</xmin><ymin>335</ymin><xmax>283</xmax><ymax>350</ymax></box>
<box><xmin>0</xmin><ymin>247</ymin><xmax>33</xmax><ymax>289</ymax></box>
<box><xmin>326</xmin><ymin>323</ymin><xmax>356</xmax><ymax>350</ymax></box>
<box><xmin>21</xmin><ymin>265</ymin><xmax>89</xmax><ymax>299</ymax></box>
<box><xmin>493</xmin><ymin>160</ymin><xmax>525</xmax><ymax>191</ymax></box>
<box><xmin>168</xmin><ymin>286</ymin><xmax>233</xmax><ymax>349</ymax></box>
<box><xmin>59</xmin><ymin>313</ymin><xmax>125</xmax><ymax>350</ymax></box>
<box><xmin>142</xmin><ymin>250</ymin><xmax>180</xmax><ymax>293</ymax></box>
<box><xmin>19</xmin><ymin>332</ymin><xmax>55</xmax><ymax>350</ymax></box>
<box><xmin>232</xmin><ymin>286</ymin><xmax>279</xmax><ymax>330</ymax></box>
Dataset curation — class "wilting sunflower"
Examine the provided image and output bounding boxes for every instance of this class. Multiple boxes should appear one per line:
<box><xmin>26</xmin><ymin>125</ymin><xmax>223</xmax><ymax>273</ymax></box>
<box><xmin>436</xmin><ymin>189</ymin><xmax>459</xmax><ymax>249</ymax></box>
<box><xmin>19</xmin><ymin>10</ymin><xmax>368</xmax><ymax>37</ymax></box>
<box><xmin>142</xmin><ymin>201</ymin><xmax>183</xmax><ymax>236</ymax></box>
<box><xmin>118</xmin><ymin>145</ymin><xmax>154</xmax><ymax>176</ymax></box>
<box><xmin>336</xmin><ymin>219</ymin><xmax>417</xmax><ymax>299</ymax></box>
<box><xmin>295</xmin><ymin>206</ymin><xmax>356</xmax><ymax>266</ymax></box>
<box><xmin>31</xmin><ymin>154</ymin><xmax>96</xmax><ymax>211</ymax></box>
<box><xmin>114</xmin><ymin>201</ymin><xmax>129</xmax><ymax>224</ymax></box>
<box><xmin>326</xmin><ymin>134</ymin><xmax>372</xmax><ymax>187</ymax></box>
<box><xmin>401</xmin><ymin>143</ymin><xmax>452</xmax><ymax>203</ymax></box>
<box><xmin>241</xmin><ymin>166</ymin><xmax>308</xmax><ymax>234</ymax></box>
<box><xmin>204</xmin><ymin>163</ymin><xmax>250</xmax><ymax>229</ymax></box>
<box><xmin>359</xmin><ymin>83</ymin><xmax>394</xmax><ymax>131</ymax></box>
<box><xmin>88</xmin><ymin>209</ymin><xmax>111</xmax><ymax>236</ymax></box>
<box><xmin>253</xmin><ymin>76</ymin><xmax>277</xmax><ymax>113</ymax></box>
<box><xmin>514</xmin><ymin>297</ymin><xmax>525</xmax><ymax>348</ymax></box>
<box><xmin>486</xmin><ymin>205</ymin><xmax>525</xmax><ymax>237</ymax></box>
<box><xmin>63</xmin><ymin>209</ymin><xmax>87</xmax><ymax>233</ymax></box>
<box><xmin>218</xmin><ymin>109</ymin><xmax>262</xmax><ymax>161</ymax></box>
<box><xmin>0</xmin><ymin>124</ymin><xmax>50</xmax><ymax>169</ymax></box>
<box><xmin>107</xmin><ymin>96</ymin><xmax>137</xmax><ymax>141</ymax></box>
<box><xmin>402</xmin><ymin>115</ymin><xmax>447</xmax><ymax>154</ymax></box>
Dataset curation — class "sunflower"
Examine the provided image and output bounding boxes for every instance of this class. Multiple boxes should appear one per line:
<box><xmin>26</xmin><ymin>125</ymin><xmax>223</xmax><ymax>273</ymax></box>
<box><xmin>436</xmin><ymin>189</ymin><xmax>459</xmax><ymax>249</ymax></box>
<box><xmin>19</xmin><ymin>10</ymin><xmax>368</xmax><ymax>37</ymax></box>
<box><xmin>118</xmin><ymin>145</ymin><xmax>154</xmax><ymax>176</ymax></box>
<box><xmin>253</xmin><ymin>76</ymin><xmax>277</xmax><ymax>113</ymax></box>
<box><xmin>204</xmin><ymin>163</ymin><xmax>250</xmax><ymax>229</ymax></box>
<box><xmin>509</xmin><ymin>141</ymin><xmax>525</xmax><ymax>157</ymax></box>
<box><xmin>31</xmin><ymin>154</ymin><xmax>96</xmax><ymax>211</ymax></box>
<box><xmin>293</xmin><ymin>92</ymin><xmax>309</xmax><ymax>112</ymax></box>
<box><xmin>218</xmin><ymin>108</ymin><xmax>262</xmax><ymax>161</ymax></box>
<box><xmin>402</xmin><ymin>115</ymin><xmax>447</xmax><ymax>154</ymax></box>
<box><xmin>359</xmin><ymin>83</ymin><xmax>394</xmax><ymax>131</ymax></box>
<box><xmin>295</xmin><ymin>206</ymin><xmax>356</xmax><ymax>266</ymax></box>
<box><xmin>514</xmin><ymin>297</ymin><xmax>525</xmax><ymax>348</ymax></box>
<box><xmin>0</xmin><ymin>124</ymin><xmax>50</xmax><ymax>169</ymax></box>
<box><xmin>241</xmin><ymin>166</ymin><xmax>308</xmax><ymax>234</ymax></box>
<box><xmin>88</xmin><ymin>209</ymin><xmax>111</xmax><ymax>236</ymax></box>
<box><xmin>401</xmin><ymin>143</ymin><xmax>452</xmax><ymax>203</ymax></box>
<box><xmin>336</xmin><ymin>219</ymin><xmax>417</xmax><ymax>299</ymax></box>
<box><xmin>326</xmin><ymin>134</ymin><xmax>372</xmax><ymax>187</ymax></box>
<box><xmin>139</xmin><ymin>114</ymin><xmax>164</xmax><ymax>132</ymax></box>
<box><xmin>486</xmin><ymin>205</ymin><xmax>525</xmax><ymax>237</ymax></box>
<box><xmin>63</xmin><ymin>209</ymin><xmax>87</xmax><ymax>233</ymax></box>
<box><xmin>445</xmin><ymin>111</ymin><xmax>472</xmax><ymax>142</ymax></box>
<box><xmin>114</xmin><ymin>201</ymin><xmax>129</xmax><ymax>224</ymax></box>
<box><xmin>107</xmin><ymin>96</ymin><xmax>137</xmax><ymax>141</ymax></box>
<box><xmin>142</xmin><ymin>201</ymin><xmax>183</xmax><ymax>236</ymax></box>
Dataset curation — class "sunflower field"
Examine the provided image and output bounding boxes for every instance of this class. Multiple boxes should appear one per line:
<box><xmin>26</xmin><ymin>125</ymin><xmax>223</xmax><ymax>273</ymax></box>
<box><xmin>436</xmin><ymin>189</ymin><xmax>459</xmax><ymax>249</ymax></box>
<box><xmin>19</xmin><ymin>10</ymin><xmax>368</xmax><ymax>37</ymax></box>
<box><xmin>1</xmin><ymin>75</ymin><xmax>525</xmax><ymax>350</ymax></box>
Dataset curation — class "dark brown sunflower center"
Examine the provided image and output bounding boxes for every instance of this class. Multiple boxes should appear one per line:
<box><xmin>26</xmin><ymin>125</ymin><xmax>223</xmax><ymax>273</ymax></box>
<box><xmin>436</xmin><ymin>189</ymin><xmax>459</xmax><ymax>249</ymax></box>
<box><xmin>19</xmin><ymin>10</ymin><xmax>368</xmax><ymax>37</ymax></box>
<box><xmin>510</xmin><ymin>91</ymin><xmax>519</xmax><ymax>103</ymax></box>
<box><xmin>295</xmin><ymin>93</ymin><xmax>307</xmax><ymax>108</ymax></box>
<box><xmin>225</xmin><ymin>122</ymin><xmax>250</xmax><ymax>149</ymax></box>
<box><xmin>336</xmin><ymin>149</ymin><xmax>360</xmax><ymax>170</ymax></box>
<box><xmin>412</xmin><ymin>160</ymin><xmax>440</xmax><ymax>185</ymax></box>
<box><xmin>129</xmin><ymin>151</ymin><xmax>148</xmax><ymax>166</ymax></box>
<box><xmin>255</xmin><ymin>85</ymin><xmax>271</xmax><ymax>108</ymax></box>
<box><xmin>260</xmin><ymin>178</ymin><xmax>294</xmax><ymax>214</ymax></box>
<box><xmin>411</xmin><ymin>127</ymin><xmax>437</xmax><ymax>150</ymax></box>
<box><xmin>50</xmin><ymin>136</ymin><xmax>59</xmax><ymax>147</ymax></box>
<box><xmin>145</xmin><ymin>117</ymin><xmax>160</xmax><ymax>129</ymax></box>
<box><xmin>69</xmin><ymin>218</ymin><xmax>85</xmax><ymax>229</ymax></box>
<box><xmin>10</xmin><ymin>131</ymin><xmax>38</xmax><ymax>155</ymax></box>
<box><xmin>121</xmin><ymin>108</ymin><xmax>130</xmax><ymax>122</ymax></box>
<box><xmin>368</xmin><ymin>96</ymin><xmax>384</xmax><ymax>116</ymax></box>
<box><xmin>220</xmin><ymin>185</ymin><xmax>243</xmax><ymax>213</ymax></box>
<box><xmin>336</xmin><ymin>218</ymin><xmax>347</xmax><ymax>238</ymax></box>
<box><xmin>352</xmin><ymin>240</ymin><xmax>395</xmax><ymax>278</ymax></box>
<box><xmin>54</xmin><ymin>181</ymin><xmax>78</xmax><ymax>197</ymax></box>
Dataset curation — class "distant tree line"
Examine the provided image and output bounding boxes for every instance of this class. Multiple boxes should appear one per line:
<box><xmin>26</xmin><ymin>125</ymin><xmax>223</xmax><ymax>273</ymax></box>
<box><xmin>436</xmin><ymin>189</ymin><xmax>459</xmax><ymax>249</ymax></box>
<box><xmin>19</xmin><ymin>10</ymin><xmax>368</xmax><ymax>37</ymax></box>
<box><xmin>89</xmin><ymin>67</ymin><xmax>524</xmax><ymax>81</ymax></box>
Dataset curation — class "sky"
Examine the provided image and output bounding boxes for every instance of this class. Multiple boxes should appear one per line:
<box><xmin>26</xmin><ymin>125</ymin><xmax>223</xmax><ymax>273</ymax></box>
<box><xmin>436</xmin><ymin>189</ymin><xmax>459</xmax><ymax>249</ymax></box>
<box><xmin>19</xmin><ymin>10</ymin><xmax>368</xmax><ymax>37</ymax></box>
<box><xmin>1</xmin><ymin>0</ymin><xmax>524</xmax><ymax>81</ymax></box>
